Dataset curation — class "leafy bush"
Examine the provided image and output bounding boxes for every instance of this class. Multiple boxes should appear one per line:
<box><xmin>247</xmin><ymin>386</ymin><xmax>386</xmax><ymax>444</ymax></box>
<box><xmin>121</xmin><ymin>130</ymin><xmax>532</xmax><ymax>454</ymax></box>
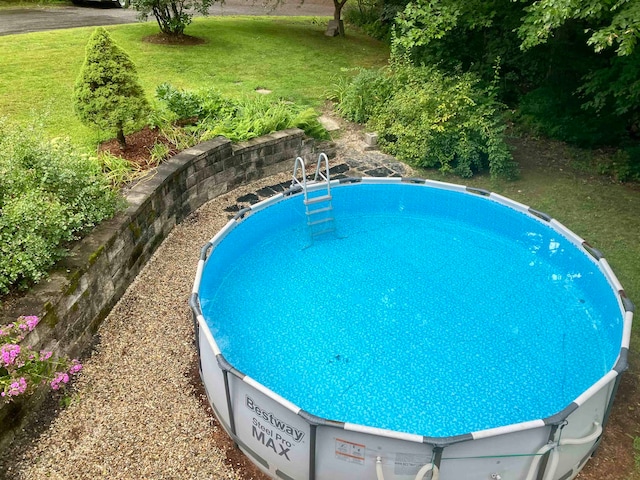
<box><xmin>155</xmin><ymin>83</ymin><xmax>237</xmax><ymax>122</ymax></box>
<box><xmin>344</xmin><ymin>0</ymin><xmax>399</xmax><ymax>41</ymax></box>
<box><xmin>331</xmin><ymin>67</ymin><xmax>395</xmax><ymax>124</ymax></box>
<box><xmin>333</xmin><ymin>65</ymin><xmax>517</xmax><ymax>178</ymax></box>
<box><xmin>596</xmin><ymin>147</ymin><xmax>640</xmax><ymax>182</ymax></box>
<box><xmin>0</xmin><ymin>119</ymin><xmax>119</xmax><ymax>294</ymax></box>
<box><xmin>155</xmin><ymin>85</ymin><xmax>330</xmax><ymax>142</ymax></box>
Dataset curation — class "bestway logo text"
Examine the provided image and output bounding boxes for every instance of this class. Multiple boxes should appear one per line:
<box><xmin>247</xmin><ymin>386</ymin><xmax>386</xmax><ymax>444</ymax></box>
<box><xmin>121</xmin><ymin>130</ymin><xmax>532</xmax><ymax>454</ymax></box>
<box><xmin>245</xmin><ymin>395</ymin><xmax>305</xmax><ymax>442</ymax></box>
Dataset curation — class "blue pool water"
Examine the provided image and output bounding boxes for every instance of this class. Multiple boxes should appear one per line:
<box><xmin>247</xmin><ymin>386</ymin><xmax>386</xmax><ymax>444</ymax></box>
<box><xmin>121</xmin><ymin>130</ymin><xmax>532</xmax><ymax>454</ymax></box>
<box><xmin>200</xmin><ymin>183</ymin><xmax>623</xmax><ymax>438</ymax></box>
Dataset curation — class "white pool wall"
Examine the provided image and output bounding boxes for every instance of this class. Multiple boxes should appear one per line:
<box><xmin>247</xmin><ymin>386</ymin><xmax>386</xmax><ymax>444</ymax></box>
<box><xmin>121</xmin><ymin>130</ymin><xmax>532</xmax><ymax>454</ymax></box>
<box><xmin>190</xmin><ymin>177</ymin><xmax>633</xmax><ymax>480</ymax></box>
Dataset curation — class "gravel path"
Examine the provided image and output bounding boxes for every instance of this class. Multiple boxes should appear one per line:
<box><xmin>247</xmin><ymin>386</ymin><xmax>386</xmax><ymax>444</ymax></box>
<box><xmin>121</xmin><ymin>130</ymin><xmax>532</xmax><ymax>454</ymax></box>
<box><xmin>2</xmin><ymin>126</ymin><xmax>410</xmax><ymax>480</ymax></box>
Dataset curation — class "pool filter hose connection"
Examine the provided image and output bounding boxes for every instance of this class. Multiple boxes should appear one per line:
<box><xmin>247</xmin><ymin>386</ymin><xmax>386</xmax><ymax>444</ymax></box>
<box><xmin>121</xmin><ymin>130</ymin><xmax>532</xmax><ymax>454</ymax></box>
<box><xmin>524</xmin><ymin>421</ymin><xmax>602</xmax><ymax>480</ymax></box>
<box><xmin>376</xmin><ymin>456</ymin><xmax>440</xmax><ymax>480</ymax></box>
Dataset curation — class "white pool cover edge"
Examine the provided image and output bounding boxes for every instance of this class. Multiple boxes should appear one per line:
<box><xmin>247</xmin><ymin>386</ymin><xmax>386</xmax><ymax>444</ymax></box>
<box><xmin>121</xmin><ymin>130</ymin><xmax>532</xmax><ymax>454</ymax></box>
<box><xmin>190</xmin><ymin>176</ymin><xmax>634</xmax><ymax>480</ymax></box>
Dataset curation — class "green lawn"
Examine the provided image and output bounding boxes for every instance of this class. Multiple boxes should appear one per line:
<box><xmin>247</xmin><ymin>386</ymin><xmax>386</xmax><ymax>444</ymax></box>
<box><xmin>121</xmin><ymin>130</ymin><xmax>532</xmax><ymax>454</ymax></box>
<box><xmin>0</xmin><ymin>16</ymin><xmax>389</xmax><ymax>148</ymax></box>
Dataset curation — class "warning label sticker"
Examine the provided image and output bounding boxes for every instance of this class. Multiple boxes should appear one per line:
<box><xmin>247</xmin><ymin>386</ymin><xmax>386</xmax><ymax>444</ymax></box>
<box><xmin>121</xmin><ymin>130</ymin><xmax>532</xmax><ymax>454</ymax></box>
<box><xmin>335</xmin><ymin>438</ymin><xmax>366</xmax><ymax>465</ymax></box>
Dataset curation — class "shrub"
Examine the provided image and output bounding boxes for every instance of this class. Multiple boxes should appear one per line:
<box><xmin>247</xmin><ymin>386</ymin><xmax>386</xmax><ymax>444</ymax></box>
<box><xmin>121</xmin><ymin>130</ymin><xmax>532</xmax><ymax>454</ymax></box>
<box><xmin>333</xmin><ymin>64</ymin><xmax>518</xmax><ymax>178</ymax></box>
<box><xmin>74</xmin><ymin>27</ymin><xmax>150</xmax><ymax>149</ymax></box>
<box><xmin>343</xmin><ymin>0</ymin><xmax>406</xmax><ymax>41</ymax></box>
<box><xmin>331</xmin><ymin>67</ymin><xmax>394</xmax><ymax>124</ymax></box>
<box><xmin>155</xmin><ymin>85</ymin><xmax>330</xmax><ymax>142</ymax></box>
<box><xmin>0</xmin><ymin>118</ymin><xmax>119</xmax><ymax>294</ymax></box>
<box><xmin>596</xmin><ymin>147</ymin><xmax>640</xmax><ymax>182</ymax></box>
<box><xmin>155</xmin><ymin>83</ymin><xmax>236</xmax><ymax>122</ymax></box>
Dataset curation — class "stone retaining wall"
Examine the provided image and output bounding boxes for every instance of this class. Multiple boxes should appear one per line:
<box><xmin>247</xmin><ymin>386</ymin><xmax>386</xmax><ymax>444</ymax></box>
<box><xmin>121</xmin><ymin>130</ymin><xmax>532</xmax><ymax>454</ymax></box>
<box><xmin>0</xmin><ymin>128</ymin><xmax>321</xmax><ymax>450</ymax></box>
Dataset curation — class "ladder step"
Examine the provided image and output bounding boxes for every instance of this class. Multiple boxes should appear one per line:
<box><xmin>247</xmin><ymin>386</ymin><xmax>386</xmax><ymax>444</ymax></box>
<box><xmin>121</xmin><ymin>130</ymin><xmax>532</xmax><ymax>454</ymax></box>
<box><xmin>311</xmin><ymin>227</ymin><xmax>336</xmax><ymax>237</ymax></box>
<box><xmin>305</xmin><ymin>195</ymin><xmax>332</xmax><ymax>205</ymax></box>
<box><xmin>307</xmin><ymin>206</ymin><xmax>333</xmax><ymax>216</ymax></box>
<box><xmin>307</xmin><ymin>217</ymin><xmax>334</xmax><ymax>227</ymax></box>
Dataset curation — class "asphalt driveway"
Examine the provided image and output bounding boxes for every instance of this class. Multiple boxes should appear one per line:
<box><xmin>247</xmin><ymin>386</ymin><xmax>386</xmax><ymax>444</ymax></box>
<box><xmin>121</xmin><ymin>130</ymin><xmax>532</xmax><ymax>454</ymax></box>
<box><xmin>0</xmin><ymin>0</ymin><xmax>334</xmax><ymax>36</ymax></box>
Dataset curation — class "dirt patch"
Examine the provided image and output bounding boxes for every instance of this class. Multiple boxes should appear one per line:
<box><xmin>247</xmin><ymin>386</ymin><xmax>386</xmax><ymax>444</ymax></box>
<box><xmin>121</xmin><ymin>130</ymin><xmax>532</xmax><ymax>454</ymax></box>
<box><xmin>187</xmin><ymin>357</ymin><xmax>270</xmax><ymax>480</ymax></box>
<box><xmin>142</xmin><ymin>33</ymin><xmax>206</xmax><ymax>45</ymax></box>
<box><xmin>97</xmin><ymin>126</ymin><xmax>178</xmax><ymax>169</ymax></box>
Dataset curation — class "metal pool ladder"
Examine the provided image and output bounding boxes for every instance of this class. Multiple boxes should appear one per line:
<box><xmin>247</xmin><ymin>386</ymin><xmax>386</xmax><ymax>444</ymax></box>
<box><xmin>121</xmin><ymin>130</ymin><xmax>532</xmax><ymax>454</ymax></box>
<box><xmin>291</xmin><ymin>153</ymin><xmax>336</xmax><ymax>239</ymax></box>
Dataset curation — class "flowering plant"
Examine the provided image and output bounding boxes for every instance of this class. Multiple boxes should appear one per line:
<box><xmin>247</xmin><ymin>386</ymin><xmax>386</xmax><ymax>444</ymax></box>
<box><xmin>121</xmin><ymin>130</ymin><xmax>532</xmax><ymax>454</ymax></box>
<box><xmin>0</xmin><ymin>315</ymin><xmax>82</xmax><ymax>401</ymax></box>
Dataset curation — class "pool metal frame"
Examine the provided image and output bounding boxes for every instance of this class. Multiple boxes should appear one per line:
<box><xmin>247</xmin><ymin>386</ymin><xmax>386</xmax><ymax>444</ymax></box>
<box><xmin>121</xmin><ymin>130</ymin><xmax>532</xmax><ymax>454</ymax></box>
<box><xmin>190</xmin><ymin>176</ymin><xmax>634</xmax><ymax>480</ymax></box>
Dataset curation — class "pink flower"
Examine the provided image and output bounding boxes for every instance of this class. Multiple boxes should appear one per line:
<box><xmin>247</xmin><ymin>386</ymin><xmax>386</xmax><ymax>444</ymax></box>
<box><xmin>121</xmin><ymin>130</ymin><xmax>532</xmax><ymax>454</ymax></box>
<box><xmin>1</xmin><ymin>344</ymin><xmax>21</xmax><ymax>366</ymax></box>
<box><xmin>24</xmin><ymin>316</ymin><xmax>39</xmax><ymax>331</ymax></box>
<box><xmin>39</xmin><ymin>351</ymin><xmax>53</xmax><ymax>361</ymax></box>
<box><xmin>69</xmin><ymin>360</ymin><xmax>83</xmax><ymax>375</ymax></box>
<box><xmin>6</xmin><ymin>378</ymin><xmax>28</xmax><ymax>397</ymax></box>
<box><xmin>50</xmin><ymin>372</ymin><xmax>70</xmax><ymax>391</ymax></box>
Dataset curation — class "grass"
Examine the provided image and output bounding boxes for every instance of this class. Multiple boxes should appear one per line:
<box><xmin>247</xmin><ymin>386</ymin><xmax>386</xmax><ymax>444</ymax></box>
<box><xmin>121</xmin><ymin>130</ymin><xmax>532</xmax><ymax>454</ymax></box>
<box><xmin>0</xmin><ymin>16</ymin><xmax>388</xmax><ymax>149</ymax></box>
<box><xmin>0</xmin><ymin>0</ymin><xmax>69</xmax><ymax>8</ymax></box>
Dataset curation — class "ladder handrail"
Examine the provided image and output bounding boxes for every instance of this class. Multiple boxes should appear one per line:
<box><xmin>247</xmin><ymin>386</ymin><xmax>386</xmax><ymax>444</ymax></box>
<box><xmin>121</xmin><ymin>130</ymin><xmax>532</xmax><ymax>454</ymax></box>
<box><xmin>313</xmin><ymin>152</ymin><xmax>330</xmax><ymax>182</ymax></box>
<box><xmin>292</xmin><ymin>153</ymin><xmax>332</xmax><ymax>202</ymax></box>
<box><xmin>291</xmin><ymin>156</ymin><xmax>311</xmax><ymax>203</ymax></box>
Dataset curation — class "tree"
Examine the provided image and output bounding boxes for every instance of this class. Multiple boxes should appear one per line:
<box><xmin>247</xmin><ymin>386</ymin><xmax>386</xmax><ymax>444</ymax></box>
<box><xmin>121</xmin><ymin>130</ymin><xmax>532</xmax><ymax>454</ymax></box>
<box><xmin>518</xmin><ymin>0</ymin><xmax>640</xmax><ymax>56</ymax></box>
<box><xmin>390</xmin><ymin>0</ymin><xmax>640</xmax><ymax>146</ymax></box>
<box><xmin>74</xmin><ymin>27</ymin><xmax>149</xmax><ymax>149</ymax></box>
<box><xmin>128</xmin><ymin>0</ymin><xmax>216</xmax><ymax>36</ymax></box>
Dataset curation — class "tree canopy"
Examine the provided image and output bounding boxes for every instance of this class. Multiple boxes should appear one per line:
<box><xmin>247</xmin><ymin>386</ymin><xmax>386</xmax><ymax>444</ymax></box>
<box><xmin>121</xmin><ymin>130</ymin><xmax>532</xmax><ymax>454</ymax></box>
<box><xmin>518</xmin><ymin>0</ymin><xmax>640</xmax><ymax>56</ymax></box>
<box><xmin>128</xmin><ymin>0</ymin><xmax>216</xmax><ymax>35</ymax></box>
<box><xmin>387</xmin><ymin>0</ymin><xmax>640</xmax><ymax>147</ymax></box>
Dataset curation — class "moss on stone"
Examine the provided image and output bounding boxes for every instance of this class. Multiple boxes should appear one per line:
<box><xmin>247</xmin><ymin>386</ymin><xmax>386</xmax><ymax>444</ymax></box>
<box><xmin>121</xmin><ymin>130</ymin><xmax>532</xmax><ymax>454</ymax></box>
<box><xmin>88</xmin><ymin>245</ymin><xmax>105</xmax><ymax>266</ymax></box>
<box><xmin>43</xmin><ymin>302</ymin><xmax>60</xmax><ymax>328</ymax></box>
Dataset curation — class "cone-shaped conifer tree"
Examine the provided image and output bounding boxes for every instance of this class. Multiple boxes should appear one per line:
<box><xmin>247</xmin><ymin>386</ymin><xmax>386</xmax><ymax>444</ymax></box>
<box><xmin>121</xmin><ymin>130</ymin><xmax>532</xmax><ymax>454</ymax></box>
<box><xmin>74</xmin><ymin>27</ymin><xmax>149</xmax><ymax>149</ymax></box>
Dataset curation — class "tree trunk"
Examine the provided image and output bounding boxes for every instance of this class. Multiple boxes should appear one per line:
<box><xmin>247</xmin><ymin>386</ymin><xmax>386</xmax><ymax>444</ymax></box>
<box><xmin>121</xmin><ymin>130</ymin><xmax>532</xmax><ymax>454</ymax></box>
<box><xmin>326</xmin><ymin>0</ymin><xmax>347</xmax><ymax>36</ymax></box>
<box><xmin>116</xmin><ymin>126</ymin><xmax>126</xmax><ymax>150</ymax></box>
<box><xmin>334</xmin><ymin>0</ymin><xmax>343</xmax><ymax>21</ymax></box>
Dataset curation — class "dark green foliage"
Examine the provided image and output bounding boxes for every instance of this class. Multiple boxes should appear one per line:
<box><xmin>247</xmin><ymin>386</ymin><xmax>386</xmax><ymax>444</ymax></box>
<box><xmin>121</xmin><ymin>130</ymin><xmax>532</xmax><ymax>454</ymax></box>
<box><xmin>155</xmin><ymin>85</ymin><xmax>330</xmax><ymax>142</ymax></box>
<box><xmin>155</xmin><ymin>83</ymin><xmax>236</xmax><ymax>121</ymax></box>
<box><xmin>129</xmin><ymin>0</ymin><xmax>215</xmax><ymax>35</ymax></box>
<box><xmin>334</xmin><ymin>64</ymin><xmax>517</xmax><ymax>178</ymax></box>
<box><xmin>344</xmin><ymin>0</ymin><xmax>407</xmax><ymax>41</ymax></box>
<box><xmin>596</xmin><ymin>147</ymin><xmax>640</xmax><ymax>182</ymax></box>
<box><xmin>0</xmin><ymin>118</ymin><xmax>119</xmax><ymax>295</ymax></box>
<box><xmin>74</xmin><ymin>27</ymin><xmax>149</xmax><ymax>148</ymax></box>
<box><xmin>389</xmin><ymin>0</ymin><xmax>640</xmax><ymax>158</ymax></box>
<box><xmin>517</xmin><ymin>85</ymin><xmax>628</xmax><ymax>147</ymax></box>
<box><xmin>330</xmin><ymin>67</ymin><xmax>395</xmax><ymax>123</ymax></box>
<box><xmin>518</xmin><ymin>0</ymin><xmax>640</xmax><ymax>56</ymax></box>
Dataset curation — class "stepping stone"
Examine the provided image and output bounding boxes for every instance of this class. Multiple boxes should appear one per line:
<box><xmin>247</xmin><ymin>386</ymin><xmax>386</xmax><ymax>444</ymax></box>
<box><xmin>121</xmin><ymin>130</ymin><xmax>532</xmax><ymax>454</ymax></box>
<box><xmin>317</xmin><ymin>115</ymin><xmax>341</xmax><ymax>132</ymax></box>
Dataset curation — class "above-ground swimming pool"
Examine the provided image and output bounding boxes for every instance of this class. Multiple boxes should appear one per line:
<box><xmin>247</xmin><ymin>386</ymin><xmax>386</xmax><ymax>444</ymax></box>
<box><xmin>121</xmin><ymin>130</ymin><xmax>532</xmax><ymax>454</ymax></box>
<box><xmin>191</xmin><ymin>159</ymin><xmax>633</xmax><ymax>480</ymax></box>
